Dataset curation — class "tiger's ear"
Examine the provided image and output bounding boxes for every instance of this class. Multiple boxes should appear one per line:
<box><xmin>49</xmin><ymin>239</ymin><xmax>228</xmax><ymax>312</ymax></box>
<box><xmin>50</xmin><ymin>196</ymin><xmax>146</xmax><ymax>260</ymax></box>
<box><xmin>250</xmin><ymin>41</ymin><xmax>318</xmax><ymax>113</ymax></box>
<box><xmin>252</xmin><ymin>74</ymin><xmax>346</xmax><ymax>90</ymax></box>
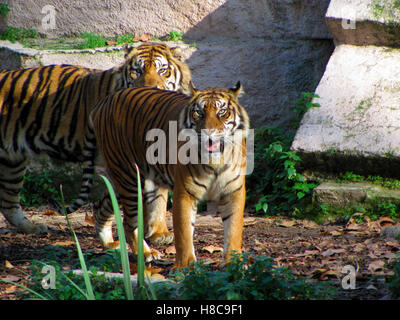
<box><xmin>170</xmin><ymin>46</ymin><xmax>184</xmax><ymax>61</ymax></box>
<box><xmin>230</xmin><ymin>81</ymin><xmax>244</xmax><ymax>98</ymax></box>
<box><xmin>189</xmin><ymin>81</ymin><xmax>198</xmax><ymax>97</ymax></box>
<box><xmin>124</xmin><ymin>44</ymin><xmax>135</xmax><ymax>60</ymax></box>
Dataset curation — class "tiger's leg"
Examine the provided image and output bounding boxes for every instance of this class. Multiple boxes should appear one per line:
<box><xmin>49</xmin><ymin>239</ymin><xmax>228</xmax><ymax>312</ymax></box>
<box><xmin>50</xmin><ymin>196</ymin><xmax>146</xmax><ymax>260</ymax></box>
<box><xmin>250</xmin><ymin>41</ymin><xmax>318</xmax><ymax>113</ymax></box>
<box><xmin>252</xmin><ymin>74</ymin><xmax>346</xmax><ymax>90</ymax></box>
<box><xmin>93</xmin><ymin>193</ymin><xmax>120</xmax><ymax>249</ymax></box>
<box><xmin>143</xmin><ymin>182</ymin><xmax>173</xmax><ymax>245</ymax></box>
<box><xmin>217</xmin><ymin>183</ymin><xmax>245</xmax><ymax>264</ymax></box>
<box><xmin>119</xmin><ymin>194</ymin><xmax>162</xmax><ymax>262</ymax></box>
<box><xmin>0</xmin><ymin>157</ymin><xmax>47</xmax><ymax>234</ymax></box>
<box><xmin>172</xmin><ymin>184</ymin><xmax>198</xmax><ymax>268</ymax></box>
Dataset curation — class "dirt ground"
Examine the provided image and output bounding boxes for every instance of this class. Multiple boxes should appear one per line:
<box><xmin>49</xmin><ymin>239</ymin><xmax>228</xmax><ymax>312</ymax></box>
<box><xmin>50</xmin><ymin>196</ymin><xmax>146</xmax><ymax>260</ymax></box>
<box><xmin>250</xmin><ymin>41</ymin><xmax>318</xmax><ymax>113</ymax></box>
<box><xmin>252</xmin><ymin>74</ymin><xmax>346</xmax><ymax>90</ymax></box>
<box><xmin>0</xmin><ymin>206</ymin><xmax>399</xmax><ymax>300</ymax></box>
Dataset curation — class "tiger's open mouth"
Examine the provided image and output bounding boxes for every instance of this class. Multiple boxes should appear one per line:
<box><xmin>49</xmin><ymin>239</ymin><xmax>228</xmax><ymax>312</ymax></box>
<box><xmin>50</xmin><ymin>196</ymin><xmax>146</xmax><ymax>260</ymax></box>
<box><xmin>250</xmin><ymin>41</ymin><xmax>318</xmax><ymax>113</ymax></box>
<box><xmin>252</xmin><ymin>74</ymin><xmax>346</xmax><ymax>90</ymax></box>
<box><xmin>205</xmin><ymin>138</ymin><xmax>224</xmax><ymax>154</ymax></box>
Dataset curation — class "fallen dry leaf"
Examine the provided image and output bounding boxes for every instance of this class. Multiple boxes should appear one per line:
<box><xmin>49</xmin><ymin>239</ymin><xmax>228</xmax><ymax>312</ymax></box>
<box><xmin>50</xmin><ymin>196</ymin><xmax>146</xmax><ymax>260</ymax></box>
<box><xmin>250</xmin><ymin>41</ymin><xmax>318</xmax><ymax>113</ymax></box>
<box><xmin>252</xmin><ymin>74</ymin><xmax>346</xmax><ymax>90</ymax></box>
<box><xmin>294</xmin><ymin>250</ymin><xmax>319</xmax><ymax>258</ymax></box>
<box><xmin>53</xmin><ymin>240</ymin><xmax>76</xmax><ymax>247</ymax></box>
<box><xmin>384</xmin><ymin>240</ymin><xmax>399</xmax><ymax>248</ymax></box>
<box><xmin>5</xmin><ymin>285</ymin><xmax>18</xmax><ymax>294</ymax></box>
<box><xmin>299</xmin><ymin>220</ymin><xmax>318</xmax><ymax>229</ymax></box>
<box><xmin>321</xmin><ymin>229</ymin><xmax>343</xmax><ymax>236</ymax></box>
<box><xmin>311</xmin><ymin>268</ymin><xmax>340</xmax><ymax>280</ymax></box>
<box><xmin>320</xmin><ymin>248</ymin><xmax>346</xmax><ymax>257</ymax></box>
<box><xmin>1</xmin><ymin>275</ymin><xmax>20</xmax><ymax>282</ymax></box>
<box><xmin>5</xmin><ymin>260</ymin><xmax>14</xmax><ymax>269</ymax></box>
<box><xmin>244</xmin><ymin>218</ymin><xmax>257</xmax><ymax>227</ymax></box>
<box><xmin>106</xmin><ymin>40</ymin><xmax>117</xmax><ymax>46</ymax></box>
<box><xmin>319</xmin><ymin>239</ymin><xmax>335</xmax><ymax>248</ymax></box>
<box><xmin>202</xmin><ymin>245</ymin><xmax>223</xmax><ymax>254</ymax></box>
<box><xmin>277</xmin><ymin>219</ymin><xmax>296</xmax><ymax>228</ymax></box>
<box><xmin>368</xmin><ymin>260</ymin><xmax>385</xmax><ymax>273</ymax></box>
<box><xmin>377</xmin><ymin>216</ymin><xmax>396</xmax><ymax>228</ymax></box>
<box><xmin>42</xmin><ymin>209</ymin><xmax>59</xmax><ymax>216</ymax></box>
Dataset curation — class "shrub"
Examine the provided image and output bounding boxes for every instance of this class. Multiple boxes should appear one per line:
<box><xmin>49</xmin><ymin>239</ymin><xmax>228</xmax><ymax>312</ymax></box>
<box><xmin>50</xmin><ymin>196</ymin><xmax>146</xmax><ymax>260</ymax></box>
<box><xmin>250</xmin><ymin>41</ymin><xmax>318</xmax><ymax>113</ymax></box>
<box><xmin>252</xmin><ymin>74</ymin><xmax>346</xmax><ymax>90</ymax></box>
<box><xmin>156</xmin><ymin>253</ymin><xmax>335</xmax><ymax>300</ymax></box>
<box><xmin>0</xmin><ymin>3</ymin><xmax>10</xmax><ymax>17</ymax></box>
<box><xmin>79</xmin><ymin>32</ymin><xmax>106</xmax><ymax>49</ymax></box>
<box><xmin>247</xmin><ymin>92</ymin><xmax>320</xmax><ymax>216</ymax></box>
<box><xmin>388</xmin><ymin>256</ymin><xmax>400</xmax><ymax>298</ymax></box>
<box><xmin>116</xmin><ymin>33</ymin><xmax>134</xmax><ymax>45</ymax></box>
<box><xmin>166</xmin><ymin>30</ymin><xmax>183</xmax><ymax>41</ymax></box>
<box><xmin>0</xmin><ymin>26</ymin><xmax>37</xmax><ymax>43</ymax></box>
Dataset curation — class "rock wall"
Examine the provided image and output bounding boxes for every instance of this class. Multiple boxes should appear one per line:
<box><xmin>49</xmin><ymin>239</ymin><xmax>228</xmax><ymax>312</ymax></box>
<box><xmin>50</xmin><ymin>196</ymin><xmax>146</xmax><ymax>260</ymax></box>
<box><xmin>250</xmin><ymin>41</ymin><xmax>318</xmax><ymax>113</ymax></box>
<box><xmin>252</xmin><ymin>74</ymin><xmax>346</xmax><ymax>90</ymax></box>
<box><xmin>292</xmin><ymin>0</ymin><xmax>400</xmax><ymax>177</ymax></box>
<box><xmin>0</xmin><ymin>0</ymin><xmax>334</xmax><ymax>128</ymax></box>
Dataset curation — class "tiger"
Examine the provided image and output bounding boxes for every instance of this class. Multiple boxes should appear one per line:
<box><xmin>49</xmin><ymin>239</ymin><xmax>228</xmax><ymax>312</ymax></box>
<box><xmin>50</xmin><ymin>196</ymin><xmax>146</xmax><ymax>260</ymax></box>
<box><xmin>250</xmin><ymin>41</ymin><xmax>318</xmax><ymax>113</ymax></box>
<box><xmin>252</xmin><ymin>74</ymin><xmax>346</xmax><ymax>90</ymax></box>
<box><xmin>0</xmin><ymin>42</ymin><xmax>192</xmax><ymax>235</ymax></box>
<box><xmin>83</xmin><ymin>82</ymin><xmax>250</xmax><ymax>267</ymax></box>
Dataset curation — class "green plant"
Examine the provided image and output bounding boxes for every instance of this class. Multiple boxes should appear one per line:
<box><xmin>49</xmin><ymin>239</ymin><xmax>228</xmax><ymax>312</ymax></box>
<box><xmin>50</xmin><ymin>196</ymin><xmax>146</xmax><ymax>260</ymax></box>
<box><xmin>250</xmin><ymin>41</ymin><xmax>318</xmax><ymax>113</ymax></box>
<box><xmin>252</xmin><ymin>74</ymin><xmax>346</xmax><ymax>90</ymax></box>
<box><xmin>116</xmin><ymin>33</ymin><xmax>134</xmax><ymax>45</ymax></box>
<box><xmin>9</xmin><ymin>174</ymin><xmax>149</xmax><ymax>300</ymax></box>
<box><xmin>100</xmin><ymin>175</ymin><xmax>134</xmax><ymax>300</ymax></box>
<box><xmin>375</xmin><ymin>201</ymin><xmax>400</xmax><ymax>220</ymax></box>
<box><xmin>166</xmin><ymin>30</ymin><xmax>183</xmax><ymax>41</ymax></box>
<box><xmin>388</xmin><ymin>255</ymin><xmax>400</xmax><ymax>298</ymax></box>
<box><xmin>337</xmin><ymin>171</ymin><xmax>400</xmax><ymax>190</ymax></box>
<box><xmin>156</xmin><ymin>253</ymin><xmax>335</xmax><ymax>300</ymax></box>
<box><xmin>0</xmin><ymin>3</ymin><xmax>10</xmax><ymax>17</ymax></box>
<box><xmin>337</xmin><ymin>171</ymin><xmax>365</xmax><ymax>183</ymax></box>
<box><xmin>247</xmin><ymin>92</ymin><xmax>320</xmax><ymax>217</ymax></box>
<box><xmin>59</xmin><ymin>186</ymin><xmax>95</xmax><ymax>299</ymax></box>
<box><xmin>78</xmin><ymin>32</ymin><xmax>106</xmax><ymax>49</ymax></box>
<box><xmin>0</xmin><ymin>26</ymin><xmax>37</xmax><ymax>43</ymax></box>
<box><xmin>21</xmin><ymin>167</ymin><xmax>62</xmax><ymax>207</ymax></box>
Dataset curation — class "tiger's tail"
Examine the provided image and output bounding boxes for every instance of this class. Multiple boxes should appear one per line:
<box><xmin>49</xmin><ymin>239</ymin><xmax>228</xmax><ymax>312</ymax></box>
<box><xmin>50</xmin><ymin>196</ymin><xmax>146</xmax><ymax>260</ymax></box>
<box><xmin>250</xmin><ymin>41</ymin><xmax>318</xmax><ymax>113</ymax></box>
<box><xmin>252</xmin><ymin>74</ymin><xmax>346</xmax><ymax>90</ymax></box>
<box><xmin>64</xmin><ymin>121</ymin><xmax>97</xmax><ymax>214</ymax></box>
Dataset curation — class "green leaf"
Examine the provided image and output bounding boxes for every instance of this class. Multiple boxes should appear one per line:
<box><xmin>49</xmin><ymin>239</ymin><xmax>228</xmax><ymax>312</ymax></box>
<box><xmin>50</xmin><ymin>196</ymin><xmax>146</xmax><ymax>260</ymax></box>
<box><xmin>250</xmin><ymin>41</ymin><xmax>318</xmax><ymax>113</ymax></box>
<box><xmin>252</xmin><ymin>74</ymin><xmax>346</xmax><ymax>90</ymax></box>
<box><xmin>100</xmin><ymin>175</ymin><xmax>134</xmax><ymax>300</ymax></box>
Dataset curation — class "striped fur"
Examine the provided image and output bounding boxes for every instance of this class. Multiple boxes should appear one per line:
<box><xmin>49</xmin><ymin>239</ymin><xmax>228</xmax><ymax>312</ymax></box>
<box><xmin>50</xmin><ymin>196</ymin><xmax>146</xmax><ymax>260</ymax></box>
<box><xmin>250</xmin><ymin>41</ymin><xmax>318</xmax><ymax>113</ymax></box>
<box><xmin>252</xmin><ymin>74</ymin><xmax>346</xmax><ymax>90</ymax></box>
<box><xmin>86</xmin><ymin>83</ymin><xmax>249</xmax><ymax>267</ymax></box>
<box><xmin>0</xmin><ymin>43</ymin><xmax>191</xmax><ymax>234</ymax></box>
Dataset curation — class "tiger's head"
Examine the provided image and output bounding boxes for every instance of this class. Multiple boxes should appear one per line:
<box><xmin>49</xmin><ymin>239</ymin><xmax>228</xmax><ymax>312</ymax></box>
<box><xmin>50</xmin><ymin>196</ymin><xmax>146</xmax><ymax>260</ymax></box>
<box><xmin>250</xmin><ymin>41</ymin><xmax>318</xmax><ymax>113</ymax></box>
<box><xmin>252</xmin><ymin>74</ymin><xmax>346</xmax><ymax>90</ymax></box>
<box><xmin>179</xmin><ymin>82</ymin><xmax>250</xmax><ymax>164</ymax></box>
<box><xmin>121</xmin><ymin>43</ymin><xmax>191</xmax><ymax>95</ymax></box>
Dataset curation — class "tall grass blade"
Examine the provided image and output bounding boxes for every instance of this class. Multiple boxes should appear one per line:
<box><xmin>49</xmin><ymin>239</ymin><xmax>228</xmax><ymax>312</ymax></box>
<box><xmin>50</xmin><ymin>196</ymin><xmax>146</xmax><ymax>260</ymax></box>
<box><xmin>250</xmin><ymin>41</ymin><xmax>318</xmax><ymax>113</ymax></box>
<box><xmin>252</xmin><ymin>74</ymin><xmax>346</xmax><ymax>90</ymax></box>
<box><xmin>135</xmin><ymin>164</ymin><xmax>146</xmax><ymax>298</ymax></box>
<box><xmin>100</xmin><ymin>175</ymin><xmax>134</xmax><ymax>300</ymax></box>
<box><xmin>0</xmin><ymin>279</ymin><xmax>48</xmax><ymax>300</ymax></box>
<box><xmin>59</xmin><ymin>185</ymin><xmax>95</xmax><ymax>300</ymax></box>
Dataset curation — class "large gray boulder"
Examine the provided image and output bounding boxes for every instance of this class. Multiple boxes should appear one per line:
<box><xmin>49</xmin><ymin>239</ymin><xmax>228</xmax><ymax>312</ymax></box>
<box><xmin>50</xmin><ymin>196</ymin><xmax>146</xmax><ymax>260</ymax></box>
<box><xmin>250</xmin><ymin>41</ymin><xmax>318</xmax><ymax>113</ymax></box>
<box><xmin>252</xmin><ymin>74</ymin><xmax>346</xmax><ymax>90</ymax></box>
<box><xmin>292</xmin><ymin>0</ymin><xmax>400</xmax><ymax>177</ymax></box>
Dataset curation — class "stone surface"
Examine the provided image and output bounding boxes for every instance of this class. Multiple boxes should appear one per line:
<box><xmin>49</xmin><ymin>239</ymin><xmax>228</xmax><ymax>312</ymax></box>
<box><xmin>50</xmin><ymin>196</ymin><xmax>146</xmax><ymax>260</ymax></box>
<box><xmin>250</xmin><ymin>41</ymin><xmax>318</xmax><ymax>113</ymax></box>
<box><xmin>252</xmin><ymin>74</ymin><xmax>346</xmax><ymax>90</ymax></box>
<box><xmin>292</xmin><ymin>0</ymin><xmax>400</xmax><ymax>178</ymax></box>
<box><xmin>313</xmin><ymin>182</ymin><xmax>400</xmax><ymax>207</ymax></box>
<box><xmin>292</xmin><ymin>44</ymin><xmax>400</xmax><ymax>177</ymax></box>
<box><xmin>326</xmin><ymin>0</ymin><xmax>400</xmax><ymax>47</ymax></box>
<box><xmin>1</xmin><ymin>0</ymin><xmax>332</xmax><ymax>40</ymax></box>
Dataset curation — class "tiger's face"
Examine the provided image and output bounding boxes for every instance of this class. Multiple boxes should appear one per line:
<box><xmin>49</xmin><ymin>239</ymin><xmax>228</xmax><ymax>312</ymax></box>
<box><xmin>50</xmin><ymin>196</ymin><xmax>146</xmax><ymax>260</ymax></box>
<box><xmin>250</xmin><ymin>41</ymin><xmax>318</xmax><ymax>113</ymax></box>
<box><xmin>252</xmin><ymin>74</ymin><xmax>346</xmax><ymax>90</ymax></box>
<box><xmin>180</xmin><ymin>82</ymin><xmax>249</xmax><ymax>162</ymax></box>
<box><xmin>123</xmin><ymin>43</ymin><xmax>191</xmax><ymax>95</ymax></box>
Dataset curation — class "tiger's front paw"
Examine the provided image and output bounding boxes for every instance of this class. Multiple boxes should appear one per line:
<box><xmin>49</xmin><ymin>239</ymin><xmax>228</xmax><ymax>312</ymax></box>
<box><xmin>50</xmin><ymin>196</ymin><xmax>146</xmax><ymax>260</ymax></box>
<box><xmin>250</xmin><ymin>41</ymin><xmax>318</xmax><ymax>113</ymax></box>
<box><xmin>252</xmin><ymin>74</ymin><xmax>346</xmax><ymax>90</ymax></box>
<box><xmin>144</xmin><ymin>248</ymin><xmax>162</xmax><ymax>262</ymax></box>
<box><xmin>148</xmin><ymin>231</ymin><xmax>174</xmax><ymax>245</ymax></box>
<box><xmin>173</xmin><ymin>254</ymin><xmax>196</xmax><ymax>269</ymax></box>
<box><xmin>101</xmin><ymin>240</ymin><xmax>120</xmax><ymax>250</ymax></box>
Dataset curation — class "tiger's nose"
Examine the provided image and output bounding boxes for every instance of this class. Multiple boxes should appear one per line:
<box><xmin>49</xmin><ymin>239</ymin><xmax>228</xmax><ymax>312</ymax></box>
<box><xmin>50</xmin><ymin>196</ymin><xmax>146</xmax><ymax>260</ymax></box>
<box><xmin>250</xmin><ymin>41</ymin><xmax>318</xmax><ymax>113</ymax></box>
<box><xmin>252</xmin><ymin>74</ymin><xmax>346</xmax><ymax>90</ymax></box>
<box><xmin>204</xmin><ymin>129</ymin><xmax>216</xmax><ymax>136</ymax></box>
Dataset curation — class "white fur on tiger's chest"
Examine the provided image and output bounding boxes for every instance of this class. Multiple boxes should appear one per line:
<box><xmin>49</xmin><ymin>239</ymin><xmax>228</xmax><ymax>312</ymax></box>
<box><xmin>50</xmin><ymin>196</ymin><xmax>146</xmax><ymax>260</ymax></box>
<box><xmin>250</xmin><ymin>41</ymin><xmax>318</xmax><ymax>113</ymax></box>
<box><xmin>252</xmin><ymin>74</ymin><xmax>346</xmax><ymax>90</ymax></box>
<box><xmin>197</xmin><ymin>164</ymin><xmax>244</xmax><ymax>202</ymax></box>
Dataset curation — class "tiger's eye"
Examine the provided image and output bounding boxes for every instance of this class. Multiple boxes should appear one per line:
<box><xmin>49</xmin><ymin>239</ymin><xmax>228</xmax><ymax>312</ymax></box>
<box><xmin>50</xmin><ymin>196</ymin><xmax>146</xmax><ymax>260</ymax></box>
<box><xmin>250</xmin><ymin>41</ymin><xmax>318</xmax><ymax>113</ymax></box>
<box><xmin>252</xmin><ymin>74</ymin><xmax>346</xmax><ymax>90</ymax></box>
<box><xmin>193</xmin><ymin>109</ymin><xmax>203</xmax><ymax>119</ymax></box>
<box><xmin>159</xmin><ymin>67</ymin><xmax>168</xmax><ymax>75</ymax></box>
<box><xmin>218</xmin><ymin>108</ymin><xmax>228</xmax><ymax>117</ymax></box>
